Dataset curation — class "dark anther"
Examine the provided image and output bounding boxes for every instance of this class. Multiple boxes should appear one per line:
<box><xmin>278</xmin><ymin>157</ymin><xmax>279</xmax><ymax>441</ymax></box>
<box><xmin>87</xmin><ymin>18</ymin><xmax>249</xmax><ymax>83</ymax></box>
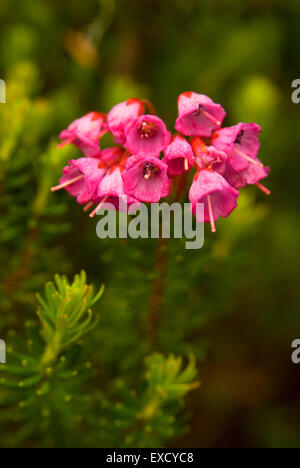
<box><xmin>234</xmin><ymin>130</ymin><xmax>245</xmax><ymax>145</ymax></box>
<box><xmin>192</xmin><ymin>104</ymin><xmax>205</xmax><ymax>117</ymax></box>
<box><xmin>143</xmin><ymin>161</ymin><xmax>161</xmax><ymax>179</ymax></box>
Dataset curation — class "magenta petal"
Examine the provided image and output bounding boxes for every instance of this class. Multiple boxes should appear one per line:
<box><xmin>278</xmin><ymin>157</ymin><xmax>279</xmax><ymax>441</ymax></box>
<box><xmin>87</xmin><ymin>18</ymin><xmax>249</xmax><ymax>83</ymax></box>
<box><xmin>71</xmin><ymin>158</ymin><xmax>106</xmax><ymax>195</ymax></box>
<box><xmin>124</xmin><ymin>115</ymin><xmax>171</xmax><ymax>158</ymax></box>
<box><xmin>191</xmin><ymin>137</ymin><xmax>227</xmax><ymax>174</ymax></box>
<box><xmin>107</xmin><ymin>99</ymin><xmax>145</xmax><ymax>145</ymax></box>
<box><xmin>229</xmin><ymin>149</ymin><xmax>250</xmax><ymax>173</ymax></box>
<box><xmin>163</xmin><ymin>135</ymin><xmax>195</xmax><ymax>177</ymax></box>
<box><xmin>189</xmin><ymin>170</ymin><xmax>239</xmax><ymax>223</ymax></box>
<box><xmin>59</xmin><ymin>112</ymin><xmax>106</xmax><ymax>154</ymax></box>
<box><xmin>59</xmin><ymin>166</ymin><xmax>90</xmax><ymax>205</ymax></box>
<box><xmin>175</xmin><ymin>92</ymin><xmax>226</xmax><ymax>138</ymax></box>
<box><xmin>94</xmin><ymin>166</ymin><xmax>138</xmax><ymax>212</ymax></box>
<box><xmin>100</xmin><ymin>147</ymin><xmax>124</xmax><ymax>166</ymax></box>
<box><xmin>212</xmin><ymin>123</ymin><xmax>262</xmax><ymax>173</ymax></box>
<box><xmin>96</xmin><ymin>167</ymin><xmax>123</xmax><ymax>199</ymax></box>
<box><xmin>224</xmin><ymin>160</ymin><xmax>270</xmax><ymax>189</ymax></box>
<box><xmin>122</xmin><ymin>155</ymin><xmax>171</xmax><ymax>203</ymax></box>
<box><xmin>73</xmin><ymin>141</ymin><xmax>101</xmax><ymax>158</ymax></box>
<box><xmin>241</xmin><ymin>163</ymin><xmax>270</xmax><ymax>186</ymax></box>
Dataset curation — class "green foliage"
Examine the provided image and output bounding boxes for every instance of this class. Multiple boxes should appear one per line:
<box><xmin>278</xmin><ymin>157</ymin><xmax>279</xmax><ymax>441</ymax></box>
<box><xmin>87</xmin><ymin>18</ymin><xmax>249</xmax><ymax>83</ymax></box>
<box><xmin>87</xmin><ymin>354</ymin><xmax>199</xmax><ymax>448</ymax></box>
<box><xmin>0</xmin><ymin>273</ymin><xmax>198</xmax><ymax>448</ymax></box>
<box><xmin>145</xmin><ymin>354</ymin><xmax>199</xmax><ymax>401</ymax></box>
<box><xmin>37</xmin><ymin>272</ymin><xmax>103</xmax><ymax>367</ymax></box>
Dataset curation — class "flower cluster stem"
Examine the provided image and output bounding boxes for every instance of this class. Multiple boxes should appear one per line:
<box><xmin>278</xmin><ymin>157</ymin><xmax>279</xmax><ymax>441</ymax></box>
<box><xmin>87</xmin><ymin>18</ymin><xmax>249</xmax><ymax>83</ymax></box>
<box><xmin>148</xmin><ymin>236</ymin><xmax>169</xmax><ymax>346</ymax></box>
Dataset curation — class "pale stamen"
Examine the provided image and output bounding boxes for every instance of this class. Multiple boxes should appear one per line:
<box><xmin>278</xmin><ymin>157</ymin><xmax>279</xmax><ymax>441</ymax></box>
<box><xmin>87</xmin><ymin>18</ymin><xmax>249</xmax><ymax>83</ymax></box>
<box><xmin>58</xmin><ymin>137</ymin><xmax>75</xmax><ymax>149</ymax></box>
<box><xmin>83</xmin><ymin>201</ymin><xmax>94</xmax><ymax>212</ymax></box>
<box><xmin>235</xmin><ymin>148</ymin><xmax>263</xmax><ymax>168</ymax></box>
<box><xmin>144</xmin><ymin>173</ymin><xmax>151</xmax><ymax>180</ymax></box>
<box><xmin>184</xmin><ymin>158</ymin><xmax>189</xmax><ymax>171</ymax></box>
<box><xmin>256</xmin><ymin>183</ymin><xmax>271</xmax><ymax>196</ymax></box>
<box><xmin>51</xmin><ymin>174</ymin><xmax>84</xmax><ymax>192</ymax></box>
<box><xmin>139</xmin><ymin>121</ymin><xmax>156</xmax><ymax>139</ymax></box>
<box><xmin>202</xmin><ymin>110</ymin><xmax>221</xmax><ymax>127</ymax></box>
<box><xmin>207</xmin><ymin>194</ymin><xmax>216</xmax><ymax>233</ymax></box>
<box><xmin>89</xmin><ymin>195</ymin><xmax>109</xmax><ymax>218</ymax></box>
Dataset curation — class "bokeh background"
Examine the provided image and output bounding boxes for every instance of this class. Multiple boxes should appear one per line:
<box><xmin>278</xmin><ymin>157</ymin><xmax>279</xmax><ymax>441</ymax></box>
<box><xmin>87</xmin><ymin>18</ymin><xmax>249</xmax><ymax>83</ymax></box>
<box><xmin>1</xmin><ymin>0</ymin><xmax>300</xmax><ymax>448</ymax></box>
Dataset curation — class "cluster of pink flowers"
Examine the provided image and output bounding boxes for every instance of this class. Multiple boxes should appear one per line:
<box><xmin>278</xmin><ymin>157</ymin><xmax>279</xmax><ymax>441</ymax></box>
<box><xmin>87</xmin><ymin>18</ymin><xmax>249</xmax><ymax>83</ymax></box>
<box><xmin>52</xmin><ymin>92</ymin><xmax>270</xmax><ymax>232</ymax></box>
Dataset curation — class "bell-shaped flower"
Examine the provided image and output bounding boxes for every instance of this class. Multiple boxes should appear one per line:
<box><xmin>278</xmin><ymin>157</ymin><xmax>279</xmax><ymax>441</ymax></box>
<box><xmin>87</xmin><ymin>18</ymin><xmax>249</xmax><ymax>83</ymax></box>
<box><xmin>59</xmin><ymin>112</ymin><xmax>107</xmax><ymax>157</ymax></box>
<box><xmin>51</xmin><ymin>159</ymin><xmax>101</xmax><ymax>205</ymax></box>
<box><xmin>175</xmin><ymin>92</ymin><xmax>226</xmax><ymax>138</ymax></box>
<box><xmin>163</xmin><ymin>135</ymin><xmax>195</xmax><ymax>177</ymax></box>
<box><xmin>212</xmin><ymin>123</ymin><xmax>262</xmax><ymax>173</ymax></box>
<box><xmin>191</xmin><ymin>137</ymin><xmax>227</xmax><ymax>175</ymax></box>
<box><xmin>189</xmin><ymin>169</ymin><xmax>239</xmax><ymax>232</ymax></box>
<box><xmin>70</xmin><ymin>158</ymin><xmax>107</xmax><ymax>196</ymax></box>
<box><xmin>89</xmin><ymin>166</ymin><xmax>138</xmax><ymax>217</ymax></box>
<box><xmin>223</xmin><ymin>160</ymin><xmax>271</xmax><ymax>195</ymax></box>
<box><xmin>107</xmin><ymin>98</ymin><xmax>145</xmax><ymax>144</ymax></box>
<box><xmin>122</xmin><ymin>155</ymin><xmax>171</xmax><ymax>203</ymax></box>
<box><xmin>124</xmin><ymin>115</ymin><xmax>171</xmax><ymax>158</ymax></box>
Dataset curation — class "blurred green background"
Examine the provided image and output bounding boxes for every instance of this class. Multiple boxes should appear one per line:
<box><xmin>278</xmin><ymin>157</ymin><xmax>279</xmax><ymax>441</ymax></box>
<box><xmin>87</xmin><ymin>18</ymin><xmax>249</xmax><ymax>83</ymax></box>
<box><xmin>1</xmin><ymin>0</ymin><xmax>300</xmax><ymax>448</ymax></box>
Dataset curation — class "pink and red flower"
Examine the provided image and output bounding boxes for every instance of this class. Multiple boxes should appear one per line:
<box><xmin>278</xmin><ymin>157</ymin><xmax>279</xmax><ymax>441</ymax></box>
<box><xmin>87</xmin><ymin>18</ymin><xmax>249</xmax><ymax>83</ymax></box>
<box><xmin>189</xmin><ymin>170</ymin><xmax>240</xmax><ymax>232</ymax></box>
<box><xmin>90</xmin><ymin>165</ymin><xmax>138</xmax><ymax>217</ymax></box>
<box><xmin>124</xmin><ymin>115</ymin><xmax>171</xmax><ymax>158</ymax></box>
<box><xmin>107</xmin><ymin>98</ymin><xmax>145</xmax><ymax>145</ymax></box>
<box><xmin>191</xmin><ymin>137</ymin><xmax>227</xmax><ymax>175</ymax></box>
<box><xmin>211</xmin><ymin>123</ymin><xmax>262</xmax><ymax>173</ymax></box>
<box><xmin>163</xmin><ymin>135</ymin><xmax>195</xmax><ymax>177</ymax></box>
<box><xmin>175</xmin><ymin>92</ymin><xmax>226</xmax><ymax>138</ymax></box>
<box><xmin>122</xmin><ymin>155</ymin><xmax>171</xmax><ymax>203</ymax></box>
<box><xmin>51</xmin><ymin>158</ymin><xmax>103</xmax><ymax>205</ymax></box>
<box><xmin>59</xmin><ymin>112</ymin><xmax>107</xmax><ymax>157</ymax></box>
<box><xmin>53</xmin><ymin>92</ymin><xmax>270</xmax><ymax>233</ymax></box>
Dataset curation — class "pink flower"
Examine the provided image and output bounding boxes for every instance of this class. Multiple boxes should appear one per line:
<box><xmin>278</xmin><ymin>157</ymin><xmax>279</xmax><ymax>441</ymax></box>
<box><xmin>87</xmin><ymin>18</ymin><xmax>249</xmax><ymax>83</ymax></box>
<box><xmin>51</xmin><ymin>164</ymin><xmax>90</xmax><ymax>205</ymax></box>
<box><xmin>70</xmin><ymin>158</ymin><xmax>107</xmax><ymax>195</ymax></box>
<box><xmin>51</xmin><ymin>155</ymin><xmax>108</xmax><ymax>207</ymax></box>
<box><xmin>124</xmin><ymin>115</ymin><xmax>171</xmax><ymax>158</ymax></box>
<box><xmin>175</xmin><ymin>92</ymin><xmax>226</xmax><ymax>138</ymax></box>
<box><xmin>211</xmin><ymin>123</ymin><xmax>262</xmax><ymax>173</ymax></box>
<box><xmin>89</xmin><ymin>166</ymin><xmax>138</xmax><ymax>217</ymax></box>
<box><xmin>59</xmin><ymin>112</ymin><xmax>107</xmax><ymax>157</ymax></box>
<box><xmin>53</xmin><ymin>94</ymin><xmax>270</xmax><ymax>230</ymax></box>
<box><xmin>163</xmin><ymin>135</ymin><xmax>195</xmax><ymax>177</ymax></box>
<box><xmin>107</xmin><ymin>98</ymin><xmax>145</xmax><ymax>144</ymax></box>
<box><xmin>122</xmin><ymin>155</ymin><xmax>171</xmax><ymax>203</ymax></box>
<box><xmin>191</xmin><ymin>137</ymin><xmax>227</xmax><ymax>175</ymax></box>
<box><xmin>223</xmin><ymin>160</ymin><xmax>271</xmax><ymax>195</ymax></box>
<box><xmin>189</xmin><ymin>169</ymin><xmax>239</xmax><ymax>232</ymax></box>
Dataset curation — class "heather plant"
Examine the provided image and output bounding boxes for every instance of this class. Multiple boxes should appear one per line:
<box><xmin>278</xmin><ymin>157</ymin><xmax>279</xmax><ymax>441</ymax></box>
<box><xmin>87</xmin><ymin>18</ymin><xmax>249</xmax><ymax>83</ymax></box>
<box><xmin>0</xmin><ymin>272</ymin><xmax>199</xmax><ymax>448</ymax></box>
